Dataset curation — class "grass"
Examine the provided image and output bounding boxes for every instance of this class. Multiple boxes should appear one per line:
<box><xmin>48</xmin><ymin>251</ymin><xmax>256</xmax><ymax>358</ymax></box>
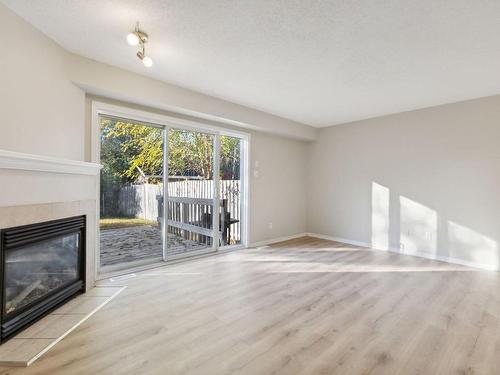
<box><xmin>100</xmin><ymin>217</ymin><xmax>158</xmax><ymax>230</ymax></box>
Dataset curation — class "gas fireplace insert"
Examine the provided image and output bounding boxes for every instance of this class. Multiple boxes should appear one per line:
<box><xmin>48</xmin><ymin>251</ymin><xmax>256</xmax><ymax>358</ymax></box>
<box><xmin>0</xmin><ymin>216</ymin><xmax>85</xmax><ymax>342</ymax></box>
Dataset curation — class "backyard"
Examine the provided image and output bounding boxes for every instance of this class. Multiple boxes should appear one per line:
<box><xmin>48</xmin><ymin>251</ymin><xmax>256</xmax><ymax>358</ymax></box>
<box><xmin>100</xmin><ymin>217</ymin><xmax>156</xmax><ymax>230</ymax></box>
<box><xmin>99</xmin><ymin>217</ymin><xmax>210</xmax><ymax>266</ymax></box>
<box><xmin>99</xmin><ymin>117</ymin><xmax>242</xmax><ymax>269</ymax></box>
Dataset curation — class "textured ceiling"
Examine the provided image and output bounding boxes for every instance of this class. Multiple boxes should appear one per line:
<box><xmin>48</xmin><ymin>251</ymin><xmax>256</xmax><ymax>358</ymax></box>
<box><xmin>3</xmin><ymin>0</ymin><xmax>500</xmax><ymax>127</ymax></box>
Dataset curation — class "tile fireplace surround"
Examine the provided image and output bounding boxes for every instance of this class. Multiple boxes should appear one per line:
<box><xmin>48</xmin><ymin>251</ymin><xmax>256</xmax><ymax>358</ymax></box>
<box><xmin>0</xmin><ymin>200</ymin><xmax>96</xmax><ymax>293</ymax></box>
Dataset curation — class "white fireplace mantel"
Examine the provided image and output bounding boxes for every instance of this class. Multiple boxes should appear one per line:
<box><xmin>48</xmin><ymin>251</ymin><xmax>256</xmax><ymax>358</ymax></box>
<box><xmin>0</xmin><ymin>149</ymin><xmax>101</xmax><ymax>175</ymax></box>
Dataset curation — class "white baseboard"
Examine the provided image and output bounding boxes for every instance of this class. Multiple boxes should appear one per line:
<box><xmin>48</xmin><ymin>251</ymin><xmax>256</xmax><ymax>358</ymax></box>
<box><xmin>385</xmin><ymin>248</ymin><xmax>499</xmax><ymax>271</ymax></box>
<box><xmin>305</xmin><ymin>232</ymin><xmax>371</xmax><ymax>248</ymax></box>
<box><xmin>306</xmin><ymin>232</ymin><xmax>498</xmax><ymax>271</ymax></box>
<box><xmin>249</xmin><ymin>233</ymin><xmax>308</xmax><ymax>248</ymax></box>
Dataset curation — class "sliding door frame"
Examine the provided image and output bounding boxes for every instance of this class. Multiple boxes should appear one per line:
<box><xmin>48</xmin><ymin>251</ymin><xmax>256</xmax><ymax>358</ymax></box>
<box><xmin>91</xmin><ymin>101</ymin><xmax>250</xmax><ymax>278</ymax></box>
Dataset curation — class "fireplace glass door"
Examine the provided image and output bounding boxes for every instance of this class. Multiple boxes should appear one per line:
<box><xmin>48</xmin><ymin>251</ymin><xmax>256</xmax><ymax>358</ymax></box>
<box><xmin>0</xmin><ymin>215</ymin><xmax>85</xmax><ymax>341</ymax></box>
<box><xmin>4</xmin><ymin>232</ymin><xmax>80</xmax><ymax>317</ymax></box>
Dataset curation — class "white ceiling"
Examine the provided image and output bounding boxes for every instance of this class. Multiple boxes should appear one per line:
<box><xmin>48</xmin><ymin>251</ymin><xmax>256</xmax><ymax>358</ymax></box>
<box><xmin>3</xmin><ymin>0</ymin><xmax>500</xmax><ymax>128</ymax></box>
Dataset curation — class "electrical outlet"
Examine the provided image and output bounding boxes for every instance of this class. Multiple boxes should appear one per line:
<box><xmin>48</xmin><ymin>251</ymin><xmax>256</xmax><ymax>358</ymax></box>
<box><xmin>268</xmin><ymin>222</ymin><xmax>273</xmax><ymax>230</ymax></box>
<box><xmin>253</xmin><ymin>170</ymin><xmax>260</xmax><ymax>178</ymax></box>
<box><xmin>400</xmin><ymin>243</ymin><xmax>405</xmax><ymax>251</ymax></box>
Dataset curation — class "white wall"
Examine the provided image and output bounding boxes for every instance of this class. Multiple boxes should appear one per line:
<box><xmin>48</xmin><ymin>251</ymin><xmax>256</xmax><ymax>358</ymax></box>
<box><xmin>250</xmin><ymin>132</ymin><xmax>308</xmax><ymax>244</ymax></box>
<box><xmin>308</xmin><ymin>96</ymin><xmax>500</xmax><ymax>269</ymax></box>
<box><xmin>0</xmin><ymin>3</ymin><xmax>85</xmax><ymax>161</ymax></box>
<box><xmin>0</xmin><ymin>2</ymin><xmax>96</xmax><ymax>213</ymax></box>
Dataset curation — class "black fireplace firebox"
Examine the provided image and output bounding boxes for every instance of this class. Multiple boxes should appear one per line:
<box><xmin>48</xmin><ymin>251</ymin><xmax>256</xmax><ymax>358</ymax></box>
<box><xmin>0</xmin><ymin>216</ymin><xmax>86</xmax><ymax>342</ymax></box>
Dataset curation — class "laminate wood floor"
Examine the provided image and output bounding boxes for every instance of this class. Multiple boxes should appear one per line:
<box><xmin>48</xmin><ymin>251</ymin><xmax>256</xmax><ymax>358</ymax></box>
<box><xmin>3</xmin><ymin>236</ymin><xmax>500</xmax><ymax>374</ymax></box>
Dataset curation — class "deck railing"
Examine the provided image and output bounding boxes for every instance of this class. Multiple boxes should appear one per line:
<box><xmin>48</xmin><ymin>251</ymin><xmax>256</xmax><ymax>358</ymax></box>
<box><xmin>100</xmin><ymin>180</ymin><xmax>241</xmax><ymax>244</ymax></box>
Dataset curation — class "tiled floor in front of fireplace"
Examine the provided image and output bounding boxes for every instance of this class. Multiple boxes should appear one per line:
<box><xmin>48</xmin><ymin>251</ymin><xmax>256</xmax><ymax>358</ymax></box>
<box><xmin>0</xmin><ymin>286</ymin><xmax>125</xmax><ymax>367</ymax></box>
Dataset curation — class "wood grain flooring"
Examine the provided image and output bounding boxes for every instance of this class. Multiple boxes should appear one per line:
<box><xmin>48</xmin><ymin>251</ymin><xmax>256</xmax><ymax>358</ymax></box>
<box><xmin>2</xmin><ymin>236</ymin><xmax>500</xmax><ymax>374</ymax></box>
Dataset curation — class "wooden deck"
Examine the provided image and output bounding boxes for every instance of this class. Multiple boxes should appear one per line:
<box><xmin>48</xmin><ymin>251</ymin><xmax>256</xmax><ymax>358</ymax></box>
<box><xmin>5</xmin><ymin>236</ymin><xmax>500</xmax><ymax>374</ymax></box>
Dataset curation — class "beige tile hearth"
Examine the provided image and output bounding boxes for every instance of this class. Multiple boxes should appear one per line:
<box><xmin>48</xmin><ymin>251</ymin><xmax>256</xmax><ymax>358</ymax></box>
<box><xmin>15</xmin><ymin>315</ymin><xmax>84</xmax><ymax>340</ymax></box>
<box><xmin>0</xmin><ymin>339</ymin><xmax>54</xmax><ymax>367</ymax></box>
<box><xmin>0</xmin><ymin>286</ymin><xmax>125</xmax><ymax>367</ymax></box>
<box><xmin>84</xmin><ymin>287</ymin><xmax>121</xmax><ymax>297</ymax></box>
<box><xmin>52</xmin><ymin>296</ymin><xmax>110</xmax><ymax>315</ymax></box>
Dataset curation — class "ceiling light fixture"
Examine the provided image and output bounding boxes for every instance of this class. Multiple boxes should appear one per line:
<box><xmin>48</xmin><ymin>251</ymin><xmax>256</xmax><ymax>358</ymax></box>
<box><xmin>137</xmin><ymin>48</ymin><xmax>153</xmax><ymax>67</ymax></box>
<box><xmin>126</xmin><ymin>32</ymin><xmax>139</xmax><ymax>46</ymax></box>
<box><xmin>127</xmin><ymin>22</ymin><xmax>153</xmax><ymax>67</ymax></box>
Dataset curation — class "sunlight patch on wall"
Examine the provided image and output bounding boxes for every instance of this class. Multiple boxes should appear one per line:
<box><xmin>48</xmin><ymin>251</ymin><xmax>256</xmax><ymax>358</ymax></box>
<box><xmin>400</xmin><ymin>196</ymin><xmax>437</xmax><ymax>256</ymax></box>
<box><xmin>371</xmin><ymin>182</ymin><xmax>390</xmax><ymax>250</ymax></box>
<box><xmin>448</xmin><ymin>221</ymin><xmax>499</xmax><ymax>269</ymax></box>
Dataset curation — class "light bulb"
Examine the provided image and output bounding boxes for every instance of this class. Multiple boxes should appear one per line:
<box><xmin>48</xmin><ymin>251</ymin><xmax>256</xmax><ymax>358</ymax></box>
<box><xmin>142</xmin><ymin>56</ymin><xmax>153</xmax><ymax>67</ymax></box>
<box><xmin>126</xmin><ymin>32</ymin><xmax>139</xmax><ymax>46</ymax></box>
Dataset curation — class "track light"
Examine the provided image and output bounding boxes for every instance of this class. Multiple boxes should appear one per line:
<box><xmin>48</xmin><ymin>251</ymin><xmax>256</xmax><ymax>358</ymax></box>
<box><xmin>127</xmin><ymin>23</ymin><xmax>153</xmax><ymax>67</ymax></box>
<box><xmin>142</xmin><ymin>56</ymin><xmax>153</xmax><ymax>67</ymax></box>
<box><xmin>126</xmin><ymin>32</ymin><xmax>139</xmax><ymax>46</ymax></box>
<box><xmin>137</xmin><ymin>49</ymin><xmax>153</xmax><ymax>67</ymax></box>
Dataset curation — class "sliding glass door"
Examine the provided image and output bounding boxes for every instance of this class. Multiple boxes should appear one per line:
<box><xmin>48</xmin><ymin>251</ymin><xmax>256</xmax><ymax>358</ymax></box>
<box><xmin>219</xmin><ymin>135</ymin><xmax>242</xmax><ymax>246</ymax></box>
<box><xmin>99</xmin><ymin>117</ymin><xmax>165</xmax><ymax>271</ymax></box>
<box><xmin>98</xmin><ymin>113</ymin><xmax>246</xmax><ymax>272</ymax></box>
<box><xmin>164</xmin><ymin>128</ymin><xmax>217</xmax><ymax>259</ymax></box>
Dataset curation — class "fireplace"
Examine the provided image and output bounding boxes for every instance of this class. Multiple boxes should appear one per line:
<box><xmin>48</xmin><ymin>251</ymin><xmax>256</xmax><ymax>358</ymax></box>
<box><xmin>0</xmin><ymin>216</ymin><xmax>85</xmax><ymax>342</ymax></box>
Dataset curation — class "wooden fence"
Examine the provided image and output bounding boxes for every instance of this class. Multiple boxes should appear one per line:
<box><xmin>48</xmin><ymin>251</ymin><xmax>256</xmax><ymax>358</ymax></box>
<box><xmin>101</xmin><ymin>180</ymin><xmax>241</xmax><ymax>243</ymax></box>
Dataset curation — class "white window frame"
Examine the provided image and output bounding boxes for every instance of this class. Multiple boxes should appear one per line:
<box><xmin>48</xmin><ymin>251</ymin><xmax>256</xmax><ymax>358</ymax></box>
<box><xmin>91</xmin><ymin>101</ymin><xmax>250</xmax><ymax>278</ymax></box>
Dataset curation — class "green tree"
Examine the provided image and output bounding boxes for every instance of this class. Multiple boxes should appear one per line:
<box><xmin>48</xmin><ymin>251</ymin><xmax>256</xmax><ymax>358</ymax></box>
<box><xmin>100</xmin><ymin>119</ymin><xmax>163</xmax><ymax>183</ymax></box>
<box><xmin>100</xmin><ymin>119</ymin><xmax>240</xmax><ymax>184</ymax></box>
<box><xmin>169</xmin><ymin>129</ymin><xmax>214</xmax><ymax>179</ymax></box>
<box><xmin>220</xmin><ymin>135</ymin><xmax>240</xmax><ymax>180</ymax></box>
